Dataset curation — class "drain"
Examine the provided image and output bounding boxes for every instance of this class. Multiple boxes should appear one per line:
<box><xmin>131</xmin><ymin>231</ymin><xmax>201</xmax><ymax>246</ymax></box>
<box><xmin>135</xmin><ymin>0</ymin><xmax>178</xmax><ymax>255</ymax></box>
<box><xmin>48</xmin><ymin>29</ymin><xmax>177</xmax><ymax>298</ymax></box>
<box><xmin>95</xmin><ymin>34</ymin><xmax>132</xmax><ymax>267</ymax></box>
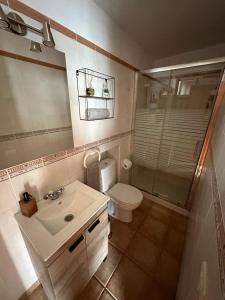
<box><xmin>64</xmin><ymin>214</ymin><xmax>74</xmax><ymax>222</ymax></box>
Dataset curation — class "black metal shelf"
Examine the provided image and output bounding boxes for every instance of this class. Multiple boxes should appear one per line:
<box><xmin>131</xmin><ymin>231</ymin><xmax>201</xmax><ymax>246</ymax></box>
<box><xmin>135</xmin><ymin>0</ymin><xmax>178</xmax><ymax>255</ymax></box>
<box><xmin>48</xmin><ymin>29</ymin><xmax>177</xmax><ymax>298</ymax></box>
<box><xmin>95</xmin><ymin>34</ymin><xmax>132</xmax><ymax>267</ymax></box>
<box><xmin>78</xmin><ymin>95</ymin><xmax>114</xmax><ymax>100</ymax></box>
<box><xmin>76</xmin><ymin>68</ymin><xmax>115</xmax><ymax>121</ymax></box>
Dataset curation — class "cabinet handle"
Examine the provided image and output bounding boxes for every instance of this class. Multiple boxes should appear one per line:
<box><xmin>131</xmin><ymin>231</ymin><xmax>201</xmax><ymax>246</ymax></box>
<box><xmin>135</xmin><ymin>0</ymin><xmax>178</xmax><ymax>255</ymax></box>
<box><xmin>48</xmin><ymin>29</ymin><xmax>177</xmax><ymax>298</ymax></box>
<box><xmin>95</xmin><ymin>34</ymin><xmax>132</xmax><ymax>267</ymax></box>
<box><xmin>69</xmin><ymin>235</ymin><xmax>84</xmax><ymax>252</ymax></box>
<box><xmin>88</xmin><ymin>219</ymin><xmax>100</xmax><ymax>233</ymax></box>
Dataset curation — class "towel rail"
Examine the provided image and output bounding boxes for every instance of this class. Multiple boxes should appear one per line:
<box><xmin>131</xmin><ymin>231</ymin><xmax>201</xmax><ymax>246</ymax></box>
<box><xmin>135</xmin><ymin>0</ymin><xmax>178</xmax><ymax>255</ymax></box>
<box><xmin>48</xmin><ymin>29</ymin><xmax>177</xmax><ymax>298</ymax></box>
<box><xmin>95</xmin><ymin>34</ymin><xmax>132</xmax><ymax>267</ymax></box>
<box><xmin>83</xmin><ymin>149</ymin><xmax>101</xmax><ymax>168</ymax></box>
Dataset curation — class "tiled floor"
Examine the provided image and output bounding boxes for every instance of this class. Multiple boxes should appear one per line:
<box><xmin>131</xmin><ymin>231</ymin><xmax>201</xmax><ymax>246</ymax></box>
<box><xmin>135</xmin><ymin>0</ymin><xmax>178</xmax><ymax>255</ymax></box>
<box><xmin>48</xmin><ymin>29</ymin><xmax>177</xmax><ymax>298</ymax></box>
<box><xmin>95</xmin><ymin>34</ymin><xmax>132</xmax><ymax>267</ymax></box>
<box><xmin>28</xmin><ymin>199</ymin><xmax>188</xmax><ymax>300</ymax></box>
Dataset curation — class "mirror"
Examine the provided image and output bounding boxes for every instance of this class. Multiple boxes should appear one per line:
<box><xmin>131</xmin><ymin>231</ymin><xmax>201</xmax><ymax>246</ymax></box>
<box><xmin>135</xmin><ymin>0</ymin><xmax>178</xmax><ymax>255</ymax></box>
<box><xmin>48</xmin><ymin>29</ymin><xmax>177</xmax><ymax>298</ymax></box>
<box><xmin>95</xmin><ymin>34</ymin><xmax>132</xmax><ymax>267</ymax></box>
<box><xmin>0</xmin><ymin>30</ymin><xmax>73</xmax><ymax>170</ymax></box>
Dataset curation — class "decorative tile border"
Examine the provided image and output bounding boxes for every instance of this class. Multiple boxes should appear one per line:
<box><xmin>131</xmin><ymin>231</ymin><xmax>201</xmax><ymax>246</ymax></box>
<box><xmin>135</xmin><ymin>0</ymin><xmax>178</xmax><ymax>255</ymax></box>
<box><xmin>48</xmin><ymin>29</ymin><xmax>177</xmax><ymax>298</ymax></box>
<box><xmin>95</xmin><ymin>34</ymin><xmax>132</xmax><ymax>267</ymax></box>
<box><xmin>8</xmin><ymin>158</ymin><xmax>43</xmax><ymax>178</ymax></box>
<box><xmin>0</xmin><ymin>169</ymin><xmax>9</xmax><ymax>181</ymax></box>
<box><xmin>210</xmin><ymin>147</ymin><xmax>225</xmax><ymax>297</ymax></box>
<box><xmin>0</xmin><ymin>49</ymin><xmax>66</xmax><ymax>71</ymax></box>
<box><xmin>0</xmin><ymin>130</ymin><xmax>133</xmax><ymax>180</ymax></box>
<box><xmin>43</xmin><ymin>150</ymin><xmax>67</xmax><ymax>166</ymax></box>
<box><xmin>0</xmin><ymin>126</ymin><xmax>72</xmax><ymax>142</ymax></box>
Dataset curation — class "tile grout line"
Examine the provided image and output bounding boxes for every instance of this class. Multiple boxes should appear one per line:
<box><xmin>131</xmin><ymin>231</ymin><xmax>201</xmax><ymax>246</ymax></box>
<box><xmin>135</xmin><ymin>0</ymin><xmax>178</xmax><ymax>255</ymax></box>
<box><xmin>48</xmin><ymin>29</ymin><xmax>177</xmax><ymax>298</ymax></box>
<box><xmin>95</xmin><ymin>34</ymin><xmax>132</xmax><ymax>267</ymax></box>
<box><xmin>108</xmin><ymin>203</ymin><xmax>186</xmax><ymax>292</ymax></box>
<box><xmin>105</xmin><ymin>288</ymin><xmax>119</xmax><ymax>300</ymax></box>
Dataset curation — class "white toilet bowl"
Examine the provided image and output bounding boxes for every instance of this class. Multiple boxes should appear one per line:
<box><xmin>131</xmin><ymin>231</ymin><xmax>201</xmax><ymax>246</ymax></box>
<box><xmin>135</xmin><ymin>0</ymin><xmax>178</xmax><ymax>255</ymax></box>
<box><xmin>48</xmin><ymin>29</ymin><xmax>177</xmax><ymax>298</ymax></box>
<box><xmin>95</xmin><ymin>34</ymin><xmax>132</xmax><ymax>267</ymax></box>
<box><xmin>107</xmin><ymin>182</ymin><xmax>143</xmax><ymax>222</ymax></box>
<box><xmin>100</xmin><ymin>158</ymin><xmax>143</xmax><ymax>223</ymax></box>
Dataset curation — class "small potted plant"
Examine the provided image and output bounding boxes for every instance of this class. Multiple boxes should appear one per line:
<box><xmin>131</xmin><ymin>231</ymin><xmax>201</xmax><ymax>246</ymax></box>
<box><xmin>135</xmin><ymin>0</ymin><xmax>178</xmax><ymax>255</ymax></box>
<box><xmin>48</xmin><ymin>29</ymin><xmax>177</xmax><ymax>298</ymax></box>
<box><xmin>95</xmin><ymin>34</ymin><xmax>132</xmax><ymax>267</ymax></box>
<box><xmin>86</xmin><ymin>74</ymin><xmax>95</xmax><ymax>96</ymax></box>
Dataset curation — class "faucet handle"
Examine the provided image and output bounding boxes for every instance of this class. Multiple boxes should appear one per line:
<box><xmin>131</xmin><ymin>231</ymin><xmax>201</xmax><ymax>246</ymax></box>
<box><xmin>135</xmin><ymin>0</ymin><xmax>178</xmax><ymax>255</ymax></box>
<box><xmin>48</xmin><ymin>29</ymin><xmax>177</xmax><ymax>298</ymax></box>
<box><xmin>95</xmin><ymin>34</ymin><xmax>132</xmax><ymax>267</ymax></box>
<box><xmin>56</xmin><ymin>187</ymin><xmax>64</xmax><ymax>194</ymax></box>
<box><xmin>43</xmin><ymin>193</ymin><xmax>50</xmax><ymax>200</ymax></box>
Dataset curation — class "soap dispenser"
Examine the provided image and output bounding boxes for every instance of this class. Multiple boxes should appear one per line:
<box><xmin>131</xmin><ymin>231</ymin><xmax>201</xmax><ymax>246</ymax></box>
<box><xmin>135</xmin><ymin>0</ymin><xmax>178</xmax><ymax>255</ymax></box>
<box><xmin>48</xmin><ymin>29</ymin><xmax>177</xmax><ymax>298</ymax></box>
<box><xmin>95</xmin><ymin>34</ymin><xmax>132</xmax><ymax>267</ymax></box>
<box><xmin>19</xmin><ymin>192</ymin><xmax>38</xmax><ymax>217</ymax></box>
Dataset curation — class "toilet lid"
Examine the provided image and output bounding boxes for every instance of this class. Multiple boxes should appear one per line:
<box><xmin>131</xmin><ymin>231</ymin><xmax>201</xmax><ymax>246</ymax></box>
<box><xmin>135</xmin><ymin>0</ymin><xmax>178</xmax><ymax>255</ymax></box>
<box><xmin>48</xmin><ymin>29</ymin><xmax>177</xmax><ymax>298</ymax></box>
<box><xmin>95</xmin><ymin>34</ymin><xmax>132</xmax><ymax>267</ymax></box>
<box><xmin>108</xmin><ymin>183</ymin><xmax>143</xmax><ymax>205</ymax></box>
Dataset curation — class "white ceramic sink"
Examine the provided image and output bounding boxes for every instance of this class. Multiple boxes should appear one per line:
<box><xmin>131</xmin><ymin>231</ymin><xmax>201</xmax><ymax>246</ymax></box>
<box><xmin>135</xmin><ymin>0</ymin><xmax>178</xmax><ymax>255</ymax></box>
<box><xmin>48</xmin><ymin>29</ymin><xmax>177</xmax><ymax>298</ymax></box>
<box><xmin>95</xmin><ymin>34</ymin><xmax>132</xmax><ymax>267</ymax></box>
<box><xmin>35</xmin><ymin>189</ymin><xmax>93</xmax><ymax>235</ymax></box>
<box><xmin>15</xmin><ymin>180</ymin><xmax>109</xmax><ymax>262</ymax></box>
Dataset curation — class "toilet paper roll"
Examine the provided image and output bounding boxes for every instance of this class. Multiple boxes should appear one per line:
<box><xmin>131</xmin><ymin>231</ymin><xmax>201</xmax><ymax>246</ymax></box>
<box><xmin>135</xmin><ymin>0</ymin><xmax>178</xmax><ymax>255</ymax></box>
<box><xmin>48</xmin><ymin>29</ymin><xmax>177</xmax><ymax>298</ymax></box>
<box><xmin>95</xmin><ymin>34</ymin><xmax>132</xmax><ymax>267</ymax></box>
<box><xmin>122</xmin><ymin>159</ymin><xmax>132</xmax><ymax>170</ymax></box>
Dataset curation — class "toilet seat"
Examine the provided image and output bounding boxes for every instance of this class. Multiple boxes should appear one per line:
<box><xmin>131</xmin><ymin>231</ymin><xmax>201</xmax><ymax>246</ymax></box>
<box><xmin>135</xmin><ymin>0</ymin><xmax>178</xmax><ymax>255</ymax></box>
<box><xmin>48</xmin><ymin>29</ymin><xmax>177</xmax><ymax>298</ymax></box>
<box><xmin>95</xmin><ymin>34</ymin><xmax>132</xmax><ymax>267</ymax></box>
<box><xmin>107</xmin><ymin>183</ymin><xmax>143</xmax><ymax>209</ymax></box>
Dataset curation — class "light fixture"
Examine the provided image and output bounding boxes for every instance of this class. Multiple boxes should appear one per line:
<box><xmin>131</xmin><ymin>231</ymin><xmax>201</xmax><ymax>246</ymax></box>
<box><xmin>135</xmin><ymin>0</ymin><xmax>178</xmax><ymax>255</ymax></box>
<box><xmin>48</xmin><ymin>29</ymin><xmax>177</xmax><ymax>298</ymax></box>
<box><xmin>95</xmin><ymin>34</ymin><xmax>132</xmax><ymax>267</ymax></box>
<box><xmin>1</xmin><ymin>5</ymin><xmax>55</xmax><ymax>47</ymax></box>
<box><xmin>0</xmin><ymin>5</ymin><xmax>9</xmax><ymax>29</ymax></box>
<box><xmin>42</xmin><ymin>22</ymin><xmax>55</xmax><ymax>47</ymax></box>
<box><xmin>8</xmin><ymin>12</ymin><xmax>27</xmax><ymax>35</ymax></box>
<box><xmin>30</xmin><ymin>40</ymin><xmax>42</xmax><ymax>52</ymax></box>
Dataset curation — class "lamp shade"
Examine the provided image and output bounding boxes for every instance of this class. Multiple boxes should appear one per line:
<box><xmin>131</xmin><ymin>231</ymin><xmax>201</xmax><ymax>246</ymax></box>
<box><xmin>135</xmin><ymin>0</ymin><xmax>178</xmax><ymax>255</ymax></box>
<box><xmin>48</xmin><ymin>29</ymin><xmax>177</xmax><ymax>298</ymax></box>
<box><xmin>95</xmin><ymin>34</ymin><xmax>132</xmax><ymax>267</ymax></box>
<box><xmin>0</xmin><ymin>5</ymin><xmax>9</xmax><ymax>29</ymax></box>
<box><xmin>42</xmin><ymin>22</ymin><xmax>55</xmax><ymax>47</ymax></box>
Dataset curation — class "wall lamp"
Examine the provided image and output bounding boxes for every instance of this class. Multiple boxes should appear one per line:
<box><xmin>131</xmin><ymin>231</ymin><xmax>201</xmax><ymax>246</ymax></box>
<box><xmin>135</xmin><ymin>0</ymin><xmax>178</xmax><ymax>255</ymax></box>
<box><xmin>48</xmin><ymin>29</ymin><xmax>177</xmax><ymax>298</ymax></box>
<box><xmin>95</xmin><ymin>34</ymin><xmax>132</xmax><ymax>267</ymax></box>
<box><xmin>0</xmin><ymin>4</ymin><xmax>55</xmax><ymax>47</ymax></box>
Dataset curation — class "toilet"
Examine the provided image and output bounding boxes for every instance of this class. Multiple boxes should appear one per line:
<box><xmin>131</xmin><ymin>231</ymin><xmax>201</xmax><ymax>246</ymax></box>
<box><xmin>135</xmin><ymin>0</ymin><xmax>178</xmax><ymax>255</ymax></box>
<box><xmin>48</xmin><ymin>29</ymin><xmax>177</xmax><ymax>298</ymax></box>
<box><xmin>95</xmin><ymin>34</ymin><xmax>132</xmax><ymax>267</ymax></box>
<box><xmin>100</xmin><ymin>158</ymin><xmax>143</xmax><ymax>222</ymax></box>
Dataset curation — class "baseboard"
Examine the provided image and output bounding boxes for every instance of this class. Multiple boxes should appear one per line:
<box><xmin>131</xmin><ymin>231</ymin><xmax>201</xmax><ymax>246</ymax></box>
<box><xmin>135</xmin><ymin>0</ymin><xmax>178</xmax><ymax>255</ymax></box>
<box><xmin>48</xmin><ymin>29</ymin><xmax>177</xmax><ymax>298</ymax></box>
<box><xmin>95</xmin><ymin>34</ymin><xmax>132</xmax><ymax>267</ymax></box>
<box><xmin>18</xmin><ymin>280</ymin><xmax>40</xmax><ymax>300</ymax></box>
<box><xmin>142</xmin><ymin>191</ymin><xmax>189</xmax><ymax>217</ymax></box>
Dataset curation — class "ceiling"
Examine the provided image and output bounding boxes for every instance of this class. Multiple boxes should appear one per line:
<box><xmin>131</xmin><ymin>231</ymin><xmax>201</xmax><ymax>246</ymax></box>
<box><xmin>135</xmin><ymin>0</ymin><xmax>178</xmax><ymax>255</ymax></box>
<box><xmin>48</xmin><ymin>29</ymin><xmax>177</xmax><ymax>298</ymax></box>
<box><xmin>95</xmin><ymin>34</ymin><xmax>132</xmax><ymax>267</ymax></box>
<box><xmin>94</xmin><ymin>0</ymin><xmax>225</xmax><ymax>60</ymax></box>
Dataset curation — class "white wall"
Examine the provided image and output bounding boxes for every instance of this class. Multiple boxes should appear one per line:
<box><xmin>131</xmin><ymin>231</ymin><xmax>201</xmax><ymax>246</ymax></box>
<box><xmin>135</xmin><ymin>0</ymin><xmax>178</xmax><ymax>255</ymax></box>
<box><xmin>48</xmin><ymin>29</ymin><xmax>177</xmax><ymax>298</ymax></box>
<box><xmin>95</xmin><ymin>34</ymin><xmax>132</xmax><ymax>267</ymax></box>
<box><xmin>153</xmin><ymin>42</ymin><xmax>225</xmax><ymax>68</ymax></box>
<box><xmin>20</xmin><ymin>0</ymin><xmax>153</xmax><ymax>70</ymax></box>
<box><xmin>176</xmin><ymin>76</ymin><xmax>225</xmax><ymax>300</ymax></box>
<box><xmin>0</xmin><ymin>4</ymin><xmax>136</xmax><ymax>299</ymax></box>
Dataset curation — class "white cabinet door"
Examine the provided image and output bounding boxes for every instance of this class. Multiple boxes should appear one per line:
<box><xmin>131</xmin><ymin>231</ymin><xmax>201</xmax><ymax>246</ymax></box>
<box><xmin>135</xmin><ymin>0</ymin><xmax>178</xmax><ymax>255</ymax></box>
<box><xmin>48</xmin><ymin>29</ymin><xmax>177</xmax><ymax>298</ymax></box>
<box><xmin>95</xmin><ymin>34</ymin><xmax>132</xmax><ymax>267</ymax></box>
<box><xmin>86</xmin><ymin>210</ymin><xmax>109</xmax><ymax>277</ymax></box>
<box><xmin>49</xmin><ymin>234</ymin><xmax>89</xmax><ymax>299</ymax></box>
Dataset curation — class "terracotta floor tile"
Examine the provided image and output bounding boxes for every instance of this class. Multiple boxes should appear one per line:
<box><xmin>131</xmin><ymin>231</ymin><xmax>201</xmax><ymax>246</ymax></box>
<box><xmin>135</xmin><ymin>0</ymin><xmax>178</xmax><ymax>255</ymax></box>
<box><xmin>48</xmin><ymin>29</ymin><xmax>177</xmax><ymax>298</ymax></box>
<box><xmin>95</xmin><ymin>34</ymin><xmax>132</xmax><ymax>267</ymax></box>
<box><xmin>109</xmin><ymin>219</ymin><xmax>136</xmax><ymax>252</ymax></box>
<box><xmin>27</xmin><ymin>285</ymin><xmax>47</xmax><ymax>300</ymax></box>
<box><xmin>129</xmin><ymin>205</ymin><xmax>148</xmax><ymax>230</ymax></box>
<box><xmin>149</xmin><ymin>281</ymin><xmax>176</xmax><ymax>300</ymax></box>
<box><xmin>149</xmin><ymin>203</ymin><xmax>173</xmax><ymax>225</ymax></box>
<box><xmin>95</xmin><ymin>244</ymin><xmax>122</xmax><ymax>285</ymax></box>
<box><xmin>156</xmin><ymin>251</ymin><xmax>180</xmax><ymax>290</ymax></box>
<box><xmin>107</xmin><ymin>257</ymin><xmax>152</xmax><ymax>300</ymax></box>
<box><xmin>126</xmin><ymin>232</ymin><xmax>161</xmax><ymax>276</ymax></box>
<box><xmin>77</xmin><ymin>277</ymin><xmax>103</xmax><ymax>300</ymax></box>
<box><xmin>164</xmin><ymin>228</ymin><xmax>185</xmax><ymax>260</ymax></box>
<box><xmin>141</xmin><ymin>197</ymin><xmax>152</xmax><ymax>210</ymax></box>
<box><xmin>99</xmin><ymin>290</ymin><xmax>115</xmax><ymax>300</ymax></box>
<box><xmin>170</xmin><ymin>212</ymin><xmax>188</xmax><ymax>234</ymax></box>
<box><xmin>139</xmin><ymin>215</ymin><xmax>168</xmax><ymax>246</ymax></box>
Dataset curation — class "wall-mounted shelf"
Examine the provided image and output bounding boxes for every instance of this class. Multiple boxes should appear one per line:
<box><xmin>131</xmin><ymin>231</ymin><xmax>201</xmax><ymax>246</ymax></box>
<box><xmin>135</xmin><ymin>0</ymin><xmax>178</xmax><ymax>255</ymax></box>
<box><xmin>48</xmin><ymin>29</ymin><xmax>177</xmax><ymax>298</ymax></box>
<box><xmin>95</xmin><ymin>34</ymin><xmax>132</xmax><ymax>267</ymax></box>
<box><xmin>76</xmin><ymin>68</ymin><xmax>115</xmax><ymax>121</ymax></box>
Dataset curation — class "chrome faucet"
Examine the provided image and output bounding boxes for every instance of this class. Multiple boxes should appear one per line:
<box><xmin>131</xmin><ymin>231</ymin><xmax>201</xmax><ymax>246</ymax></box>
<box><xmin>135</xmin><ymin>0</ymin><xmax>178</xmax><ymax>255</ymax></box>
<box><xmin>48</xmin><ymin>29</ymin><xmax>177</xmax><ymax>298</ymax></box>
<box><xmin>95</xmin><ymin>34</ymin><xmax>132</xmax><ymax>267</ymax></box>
<box><xmin>43</xmin><ymin>187</ymin><xmax>64</xmax><ymax>200</ymax></box>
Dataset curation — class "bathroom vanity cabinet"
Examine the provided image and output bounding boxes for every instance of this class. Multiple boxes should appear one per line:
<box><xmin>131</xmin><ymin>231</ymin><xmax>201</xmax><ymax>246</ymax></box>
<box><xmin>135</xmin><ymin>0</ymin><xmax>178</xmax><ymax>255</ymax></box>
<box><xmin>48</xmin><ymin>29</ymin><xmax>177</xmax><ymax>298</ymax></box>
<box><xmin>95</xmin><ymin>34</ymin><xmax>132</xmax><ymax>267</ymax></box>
<box><xmin>23</xmin><ymin>209</ymin><xmax>108</xmax><ymax>300</ymax></box>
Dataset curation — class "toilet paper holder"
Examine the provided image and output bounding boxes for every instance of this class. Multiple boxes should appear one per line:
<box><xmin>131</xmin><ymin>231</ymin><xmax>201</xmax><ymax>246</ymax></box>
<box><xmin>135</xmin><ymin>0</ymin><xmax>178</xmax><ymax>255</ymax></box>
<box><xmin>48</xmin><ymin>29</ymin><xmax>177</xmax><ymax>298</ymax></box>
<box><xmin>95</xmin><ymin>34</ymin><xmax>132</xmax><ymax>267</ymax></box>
<box><xmin>121</xmin><ymin>158</ymin><xmax>132</xmax><ymax>170</ymax></box>
<box><xmin>83</xmin><ymin>148</ymin><xmax>101</xmax><ymax>168</ymax></box>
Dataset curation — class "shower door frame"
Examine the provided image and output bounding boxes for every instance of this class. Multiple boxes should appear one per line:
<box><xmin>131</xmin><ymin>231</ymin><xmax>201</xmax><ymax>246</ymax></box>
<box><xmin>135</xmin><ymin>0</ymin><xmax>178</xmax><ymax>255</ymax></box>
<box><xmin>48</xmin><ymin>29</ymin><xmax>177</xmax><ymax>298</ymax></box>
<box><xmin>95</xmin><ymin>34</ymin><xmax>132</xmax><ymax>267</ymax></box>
<box><xmin>133</xmin><ymin>58</ymin><xmax>225</xmax><ymax>210</ymax></box>
<box><xmin>187</xmin><ymin>74</ymin><xmax>225</xmax><ymax>209</ymax></box>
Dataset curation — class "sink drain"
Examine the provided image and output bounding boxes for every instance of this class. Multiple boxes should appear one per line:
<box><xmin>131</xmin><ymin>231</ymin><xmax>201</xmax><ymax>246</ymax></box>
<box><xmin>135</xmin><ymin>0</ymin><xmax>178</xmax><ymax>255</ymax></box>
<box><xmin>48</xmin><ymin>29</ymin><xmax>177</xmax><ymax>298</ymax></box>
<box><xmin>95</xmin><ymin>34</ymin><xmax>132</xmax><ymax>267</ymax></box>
<box><xmin>64</xmin><ymin>214</ymin><xmax>74</xmax><ymax>222</ymax></box>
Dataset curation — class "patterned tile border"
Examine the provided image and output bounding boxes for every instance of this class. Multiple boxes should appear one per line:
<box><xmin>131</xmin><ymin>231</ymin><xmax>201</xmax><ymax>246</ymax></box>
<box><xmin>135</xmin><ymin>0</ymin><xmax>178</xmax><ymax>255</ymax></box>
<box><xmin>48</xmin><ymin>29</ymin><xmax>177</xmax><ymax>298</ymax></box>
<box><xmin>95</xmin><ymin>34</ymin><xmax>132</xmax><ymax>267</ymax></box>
<box><xmin>43</xmin><ymin>150</ymin><xmax>67</xmax><ymax>166</ymax></box>
<box><xmin>0</xmin><ymin>126</ymin><xmax>72</xmax><ymax>142</ymax></box>
<box><xmin>0</xmin><ymin>130</ymin><xmax>133</xmax><ymax>179</ymax></box>
<box><xmin>8</xmin><ymin>158</ymin><xmax>43</xmax><ymax>178</ymax></box>
<box><xmin>0</xmin><ymin>169</ymin><xmax>9</xmax><ymax>181</ymax></box>
<box><xmin>210</xmin><ymin>147</ymin><xmax>225</xmax><ymax>298</ymax></box>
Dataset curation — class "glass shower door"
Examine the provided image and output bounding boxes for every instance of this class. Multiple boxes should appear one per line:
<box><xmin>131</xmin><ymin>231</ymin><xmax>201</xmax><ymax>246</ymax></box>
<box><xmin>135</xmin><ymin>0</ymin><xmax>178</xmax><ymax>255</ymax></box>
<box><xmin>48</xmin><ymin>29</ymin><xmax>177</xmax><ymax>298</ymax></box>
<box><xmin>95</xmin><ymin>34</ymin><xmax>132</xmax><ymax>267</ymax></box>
<box><xmin>131</xmin><ymin>63</ymin><xmax>224</xmax><ymax>208</ymax></box>
<box><xmin>131</xmin><ymin>72</ymin><xmax>170</xmax><ymax>194</ymax></box>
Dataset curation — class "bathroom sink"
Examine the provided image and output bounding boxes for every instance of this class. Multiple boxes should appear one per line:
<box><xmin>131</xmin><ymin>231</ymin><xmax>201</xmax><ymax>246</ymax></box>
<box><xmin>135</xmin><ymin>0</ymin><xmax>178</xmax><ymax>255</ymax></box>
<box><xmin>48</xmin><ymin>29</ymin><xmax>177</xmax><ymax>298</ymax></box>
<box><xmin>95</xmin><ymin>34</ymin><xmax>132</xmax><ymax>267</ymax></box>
<box><xmin>35</xmin><ymin>189</ymin><xmax>93</xmax><ymax>235</ymax></box>
<box><xmin>15</xmin><ymin>180</ymin><xmax>109</xmax><ymax>262</ymax></box>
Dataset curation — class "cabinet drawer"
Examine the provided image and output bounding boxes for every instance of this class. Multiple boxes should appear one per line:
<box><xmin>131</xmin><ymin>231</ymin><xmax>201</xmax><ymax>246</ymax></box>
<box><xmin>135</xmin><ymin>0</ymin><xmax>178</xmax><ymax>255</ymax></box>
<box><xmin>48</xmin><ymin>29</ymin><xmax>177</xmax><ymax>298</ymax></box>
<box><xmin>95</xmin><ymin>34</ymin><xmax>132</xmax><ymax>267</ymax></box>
<box><xmin>85</xmin><ymin>209</ymin><xmax>108</xmax><ymax>245</ymax></box>
<box><xmin>49</xmin><ymin>234</ymin><xmax>88</xmax><ymax>295</ymax></box>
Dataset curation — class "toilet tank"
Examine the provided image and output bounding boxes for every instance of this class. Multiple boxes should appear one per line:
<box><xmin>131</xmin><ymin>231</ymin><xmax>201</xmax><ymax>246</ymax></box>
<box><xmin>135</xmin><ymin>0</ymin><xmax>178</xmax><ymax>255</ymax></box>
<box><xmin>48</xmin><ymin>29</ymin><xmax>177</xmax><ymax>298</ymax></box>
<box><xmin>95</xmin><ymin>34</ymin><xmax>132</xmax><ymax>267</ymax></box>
<box><xmin>100</xmin><ymin>158</ymin><xmax>116</xmax><ymax>193</ymax></box>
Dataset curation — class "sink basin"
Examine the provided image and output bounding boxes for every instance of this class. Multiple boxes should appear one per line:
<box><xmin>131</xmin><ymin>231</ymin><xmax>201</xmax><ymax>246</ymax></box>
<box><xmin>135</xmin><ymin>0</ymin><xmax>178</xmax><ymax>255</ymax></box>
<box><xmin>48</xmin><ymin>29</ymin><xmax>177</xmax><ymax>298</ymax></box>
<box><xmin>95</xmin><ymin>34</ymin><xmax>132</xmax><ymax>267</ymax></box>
<box><xmin>35</xmin><ymin>189</ymin><xmax>93</xmax><ymax>235</ymax></box>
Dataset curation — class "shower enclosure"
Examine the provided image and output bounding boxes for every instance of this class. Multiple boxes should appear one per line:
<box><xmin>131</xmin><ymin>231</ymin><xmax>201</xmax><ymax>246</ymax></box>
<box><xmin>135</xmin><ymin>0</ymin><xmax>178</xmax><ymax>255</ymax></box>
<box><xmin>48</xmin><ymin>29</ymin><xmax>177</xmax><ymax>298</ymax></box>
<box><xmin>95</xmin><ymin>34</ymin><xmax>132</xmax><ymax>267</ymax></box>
<box><xmin>131</xmin><ymin>63</ymin><xmax>225</xmax><ymax>208</ymax></box>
